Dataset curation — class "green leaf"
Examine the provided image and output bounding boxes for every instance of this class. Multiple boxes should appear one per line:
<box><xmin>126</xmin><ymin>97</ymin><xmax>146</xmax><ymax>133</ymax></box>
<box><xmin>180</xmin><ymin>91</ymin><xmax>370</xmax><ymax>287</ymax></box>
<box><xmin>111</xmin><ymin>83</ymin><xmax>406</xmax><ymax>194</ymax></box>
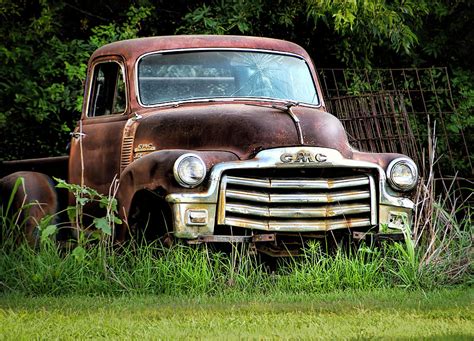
<box><xmin>5</xmin><ymin>177</ymin><xmax>24</xmax><ymax>217</ymax></box>
<box><xmin>93</xmin><ymin>217</ymin><xmax>111</xmax><ymax>235</ymax></box>
<box><xmin>54</xmin><ymin>177</ymin><xmax>70</xmax><ymax>189</ymax></box>
<box><xmin>72</xmin><ymin>246</ymin><xmax>86</xmax><ymax>262</ymax></box>
<box><xmin>99</xmin><ymin>197</ymin><xmax>109</xmax><ymax>209</ymax></box>
<box><xmin>40</xmin><ymin>224</ymin><xmax>57</xmax><ymax>241</ymax></box>
<box><xmin>77</xmin><ymin>197</ymin><xmax>89</xmax><ymax>206</ymax></box>
<box><xmin>66</xmin><ymin>206</ymin><xmax>77</xmax><ymax>222</ymax></box>
<box><xmin>90</xmin><ymin>230</ymin><xmax>102</xmax><ymax>240</ymax></box>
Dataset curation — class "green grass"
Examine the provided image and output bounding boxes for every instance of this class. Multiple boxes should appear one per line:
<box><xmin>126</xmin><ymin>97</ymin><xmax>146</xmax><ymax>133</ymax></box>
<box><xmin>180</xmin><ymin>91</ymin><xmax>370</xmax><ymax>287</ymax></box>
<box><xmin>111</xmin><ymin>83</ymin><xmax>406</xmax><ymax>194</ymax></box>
<box><xmin>1</xmin><ymin>176</ymin><xmax>472</xmax><ymax>339</ymax></box>
<box><xmin>1</xmin><ymin>289</ymin><xmax>473</xmax><ymax>339</ymax></box>
<box><xmin>1</xmin><ymin>237</ymin><xmax>472</xmax><ymax>297</ymax></box>
<box><xmin>0</xmin><ymin>241</ymin><xmax>461</xmax><ymax>297</ymax></box>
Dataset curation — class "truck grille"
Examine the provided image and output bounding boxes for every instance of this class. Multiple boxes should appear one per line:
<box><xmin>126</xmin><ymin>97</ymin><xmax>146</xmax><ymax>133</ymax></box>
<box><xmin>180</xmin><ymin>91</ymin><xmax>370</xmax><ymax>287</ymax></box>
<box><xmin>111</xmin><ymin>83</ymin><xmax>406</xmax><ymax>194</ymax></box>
<box><xmin>217</xmin><ymin>169</ymin><xmax>376</xmax><ymax>232</ymax></box>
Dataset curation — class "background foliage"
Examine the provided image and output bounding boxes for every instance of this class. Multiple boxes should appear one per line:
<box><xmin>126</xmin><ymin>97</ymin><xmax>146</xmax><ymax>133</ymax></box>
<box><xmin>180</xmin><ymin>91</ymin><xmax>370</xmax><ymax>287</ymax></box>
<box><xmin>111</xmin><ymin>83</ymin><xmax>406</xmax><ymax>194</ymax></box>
<box><xmin>0</xmin><ymin>0</ymin><xmax>472</xmax><ymax>161</ymax></box>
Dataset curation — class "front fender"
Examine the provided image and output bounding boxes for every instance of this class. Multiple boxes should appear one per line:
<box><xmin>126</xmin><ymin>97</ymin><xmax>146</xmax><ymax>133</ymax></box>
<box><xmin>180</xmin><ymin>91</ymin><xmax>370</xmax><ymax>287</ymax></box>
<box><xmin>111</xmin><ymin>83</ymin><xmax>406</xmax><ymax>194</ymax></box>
<box><xmin>116</xmin><ymin>149</ymin><xmax>238</xmax><ymax>224</ymax></box>
<box><xmin>352</xmin><ymin>150</ymin><xmax>411</xmax><ymax>170</ymax></box>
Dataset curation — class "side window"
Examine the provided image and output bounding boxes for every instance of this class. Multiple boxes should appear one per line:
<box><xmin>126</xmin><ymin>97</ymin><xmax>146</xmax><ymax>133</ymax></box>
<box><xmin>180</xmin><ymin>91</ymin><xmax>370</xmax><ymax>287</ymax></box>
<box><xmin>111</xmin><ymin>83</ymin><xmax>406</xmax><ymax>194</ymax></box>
<box><xmin>89</xmin><ymin>62</ymin><xmax>126</xmax><ymax>117</ymax></box>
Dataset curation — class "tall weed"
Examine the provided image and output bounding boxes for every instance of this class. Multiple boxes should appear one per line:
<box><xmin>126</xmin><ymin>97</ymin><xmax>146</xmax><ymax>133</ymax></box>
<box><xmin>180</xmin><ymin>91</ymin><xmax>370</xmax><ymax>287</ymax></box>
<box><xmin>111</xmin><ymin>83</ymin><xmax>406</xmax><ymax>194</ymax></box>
<box><xmin>411</xmin><ymin>123</ymin><xmax>473</xmax><ymax>286</ymax></box>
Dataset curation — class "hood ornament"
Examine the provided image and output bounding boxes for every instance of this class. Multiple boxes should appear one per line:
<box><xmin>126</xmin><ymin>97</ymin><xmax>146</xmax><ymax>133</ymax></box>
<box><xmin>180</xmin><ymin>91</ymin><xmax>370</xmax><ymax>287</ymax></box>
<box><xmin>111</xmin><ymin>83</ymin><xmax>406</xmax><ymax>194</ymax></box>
<box><xmin>272</xmin><ymin>101</ymin><xmax>304</xmax><ymax>145</ymax></box>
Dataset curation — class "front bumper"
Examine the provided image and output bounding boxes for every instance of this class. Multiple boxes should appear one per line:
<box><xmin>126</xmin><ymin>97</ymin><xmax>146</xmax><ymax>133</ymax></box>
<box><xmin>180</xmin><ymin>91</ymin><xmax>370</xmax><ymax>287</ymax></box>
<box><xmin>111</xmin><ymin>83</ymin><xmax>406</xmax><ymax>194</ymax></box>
<box><xmin>166</xmin><ymin>147</ymin><xmax>414</xmax><ymax>239</ymax></box>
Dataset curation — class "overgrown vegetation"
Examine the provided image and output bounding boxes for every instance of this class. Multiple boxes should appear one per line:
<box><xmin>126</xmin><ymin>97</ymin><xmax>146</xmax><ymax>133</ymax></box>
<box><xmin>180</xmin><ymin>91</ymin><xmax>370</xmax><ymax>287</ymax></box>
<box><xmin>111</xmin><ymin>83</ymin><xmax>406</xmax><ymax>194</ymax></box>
<box><xmin>0</xmin><ymin>232</ymin><xmax>471</xmax><ymax>296</ymax></box>
<box><xmin>1</xmin><ymin>160</ymin><xmax>471</xmax><ymax>296</ymax></box>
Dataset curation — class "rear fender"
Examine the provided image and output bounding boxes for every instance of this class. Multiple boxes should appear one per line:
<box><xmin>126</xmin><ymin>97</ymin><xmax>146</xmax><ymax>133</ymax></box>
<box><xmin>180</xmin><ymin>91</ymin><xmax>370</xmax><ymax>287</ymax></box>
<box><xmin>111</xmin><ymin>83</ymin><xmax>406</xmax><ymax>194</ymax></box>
<box><xmin>0</xmin><ymin>171</ymin><xmax>58</xmax><ymax>245</ymax></box>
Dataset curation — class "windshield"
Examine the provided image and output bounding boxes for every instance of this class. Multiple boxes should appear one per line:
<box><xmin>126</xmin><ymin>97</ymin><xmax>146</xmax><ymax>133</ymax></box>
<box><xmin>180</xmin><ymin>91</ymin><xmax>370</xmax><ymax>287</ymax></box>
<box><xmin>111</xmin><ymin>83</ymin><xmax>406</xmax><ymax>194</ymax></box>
<box><xmin>137</xmin><ymin>51</ymin><xmax>319</xmax><ymax>106</ymax></box>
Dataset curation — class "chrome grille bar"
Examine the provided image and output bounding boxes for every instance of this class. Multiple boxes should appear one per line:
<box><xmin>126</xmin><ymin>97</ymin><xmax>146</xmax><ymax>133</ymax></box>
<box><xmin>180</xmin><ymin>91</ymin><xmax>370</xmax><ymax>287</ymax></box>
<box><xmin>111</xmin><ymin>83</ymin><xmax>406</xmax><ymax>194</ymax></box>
<box><xmin>225</xmin><ymin>202</ymin><xmax>370</xmax><ymax>218</ymax></box>
<box><xmin>224</xmin><ymin>217</ymin><xmax>372</xmax><ymax>231</ymax></box>
<box><xmin>225</xmin><ymin>175</ymin><xmax>369</xmax><ymax>189</ymax></box>
<box><xmin>225</xmin><ymin>189</ymin><xmax>370</xmax><ymax>203</ymax></box>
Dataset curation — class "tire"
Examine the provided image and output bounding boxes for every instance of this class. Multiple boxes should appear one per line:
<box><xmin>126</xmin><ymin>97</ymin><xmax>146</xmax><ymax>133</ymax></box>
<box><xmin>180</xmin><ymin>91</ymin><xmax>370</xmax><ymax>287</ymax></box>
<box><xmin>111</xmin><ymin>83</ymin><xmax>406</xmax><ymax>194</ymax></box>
<box><xmin>128</xmin><ymin>190</ymin><xmax>173</xmax><ymax>246</ymax></box>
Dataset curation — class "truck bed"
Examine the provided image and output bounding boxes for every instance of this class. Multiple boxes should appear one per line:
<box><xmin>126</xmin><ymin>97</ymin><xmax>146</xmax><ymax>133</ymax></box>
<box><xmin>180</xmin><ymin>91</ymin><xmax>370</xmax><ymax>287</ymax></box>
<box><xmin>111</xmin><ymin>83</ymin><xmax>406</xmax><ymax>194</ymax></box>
<box><xmin>0</xmin><ymin>155</ymin><xmax>69</xmax><ymax>180</ymax></box>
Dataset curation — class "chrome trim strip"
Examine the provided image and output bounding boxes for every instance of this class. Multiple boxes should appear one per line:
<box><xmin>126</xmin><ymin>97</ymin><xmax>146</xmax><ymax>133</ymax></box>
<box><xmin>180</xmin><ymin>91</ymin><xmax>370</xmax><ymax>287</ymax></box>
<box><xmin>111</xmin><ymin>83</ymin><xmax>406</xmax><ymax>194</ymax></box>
<box><xmin>225</xmin><ymin>202</ymin><xmax>371</xmax><ymax>218</ymax></box>
<box><xmin>217</xmin><ymin>175</ymin><xmax>228</xmax><ymax>225</ymax></box>
<box><xmin>223</xmin><ymin>217</ymin><xmax>372</xmax><ymax>232</ymax></box>
<box><xmin>226</xmin><ymin>188</ymin><xmax>370</xmax><ymax>204</ymax></box>
<box><xmin>166</xmin><ymin>146</ymin><xmax>415</xmax><ymax>211</ymax></box>
<box><xmin>287</xmin><ymin>106</ymin><xmax>304</xmax><ymax>144</ymax></box>
<box><xmin>225</xmin><ymin>175</ymin><xmax>369</xmax><ymax>189</ymax></box>
<box><xmin>368</xmin><ymin>175</ymin><xmax>377</xmax><ymax>225</ymax></box>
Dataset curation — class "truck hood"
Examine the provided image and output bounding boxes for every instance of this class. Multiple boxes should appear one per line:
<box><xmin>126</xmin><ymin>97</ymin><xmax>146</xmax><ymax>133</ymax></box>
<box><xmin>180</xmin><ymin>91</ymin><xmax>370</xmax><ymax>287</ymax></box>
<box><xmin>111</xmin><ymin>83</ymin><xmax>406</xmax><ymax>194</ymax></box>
<box><xmin>133</xmin><ymin>102</ymin><xmax>353</xmax><ymax>159</ymax></box>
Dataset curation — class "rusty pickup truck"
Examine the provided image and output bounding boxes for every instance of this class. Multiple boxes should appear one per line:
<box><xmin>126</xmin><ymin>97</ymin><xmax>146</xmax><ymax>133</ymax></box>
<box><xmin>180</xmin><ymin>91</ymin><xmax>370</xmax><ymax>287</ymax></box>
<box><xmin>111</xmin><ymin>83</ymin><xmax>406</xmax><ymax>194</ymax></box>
<box><xmin>1</xmin><ymin>36</ymin><xmax>418</xmax><ymax>255</ymax></box>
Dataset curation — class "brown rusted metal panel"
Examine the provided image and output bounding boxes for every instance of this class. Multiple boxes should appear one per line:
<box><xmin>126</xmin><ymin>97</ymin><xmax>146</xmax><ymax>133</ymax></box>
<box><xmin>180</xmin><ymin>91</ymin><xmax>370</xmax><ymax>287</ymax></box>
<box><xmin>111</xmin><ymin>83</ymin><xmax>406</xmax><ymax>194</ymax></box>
<box><xmin>92</xmin><ymin>36</ymin><xmax>310</xmax><ymax>59</ymax></box>
<box><xmin>131</xmin><ymin>104</ymin><xmax>354</xmax><ymax>161</ymax></box>
<box><xmin>252</xmin><ymin>234</ymin><xmax>276</xmax><ymax>242</ymax></box>
<box><xmin>0</xmin><ymin>156</ymin><xmax>69</xmax><ymax>179</ymax></box>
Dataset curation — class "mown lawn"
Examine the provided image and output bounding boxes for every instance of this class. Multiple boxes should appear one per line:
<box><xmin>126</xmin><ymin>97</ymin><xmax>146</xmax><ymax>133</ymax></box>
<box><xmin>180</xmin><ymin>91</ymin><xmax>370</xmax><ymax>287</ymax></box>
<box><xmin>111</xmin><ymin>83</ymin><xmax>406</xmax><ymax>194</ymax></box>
<box><xmin>1</xmin><ymin>288</ymin><xmax>472</xmax><ymax>339</ymax></box>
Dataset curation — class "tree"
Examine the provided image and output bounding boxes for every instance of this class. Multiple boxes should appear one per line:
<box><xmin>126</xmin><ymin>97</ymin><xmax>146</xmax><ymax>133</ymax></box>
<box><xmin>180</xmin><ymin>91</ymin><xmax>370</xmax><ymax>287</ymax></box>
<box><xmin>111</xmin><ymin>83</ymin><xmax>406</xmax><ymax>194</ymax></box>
<box><xmin>0</xmin><ymin>0</ymin><xmax>472</xmax><ymax>164</ymax></box>
<box><xmin>0</xmin><ymin>1</ymin><xmax>152</xmax><ymax>160</ymax></box>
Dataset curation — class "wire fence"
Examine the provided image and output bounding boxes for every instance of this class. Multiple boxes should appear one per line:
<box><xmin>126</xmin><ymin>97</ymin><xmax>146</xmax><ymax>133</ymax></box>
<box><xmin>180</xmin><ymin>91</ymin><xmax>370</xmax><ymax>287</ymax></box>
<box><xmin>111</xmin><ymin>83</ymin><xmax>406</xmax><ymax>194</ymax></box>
<box><xmin>319</xmin><ymin>67</ymin><xmax>472</xmax><ymax>183</ymax></box>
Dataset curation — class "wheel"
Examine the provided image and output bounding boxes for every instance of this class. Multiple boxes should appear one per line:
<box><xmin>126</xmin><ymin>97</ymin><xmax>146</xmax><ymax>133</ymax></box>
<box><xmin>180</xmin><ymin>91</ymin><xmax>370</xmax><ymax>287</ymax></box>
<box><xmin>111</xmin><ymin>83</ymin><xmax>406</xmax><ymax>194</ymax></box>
<box><xmin>127</xmin><ymin>190</ymin><xmax>173</xmax><ymax>246</ymax></box>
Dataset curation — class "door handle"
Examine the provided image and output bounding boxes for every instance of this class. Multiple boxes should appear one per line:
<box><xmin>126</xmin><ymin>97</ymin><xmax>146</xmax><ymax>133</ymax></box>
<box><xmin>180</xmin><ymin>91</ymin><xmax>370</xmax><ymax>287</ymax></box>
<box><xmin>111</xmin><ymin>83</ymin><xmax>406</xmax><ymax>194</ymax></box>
<box><xmin>132</xmin><ymin>113</ymin><xmax>142</xmax><ymax>121</ymax></box>
<box><xmin>70</xmin><ymin>131</ymin><xmax>86</xmax><ymax>139</ymax></box>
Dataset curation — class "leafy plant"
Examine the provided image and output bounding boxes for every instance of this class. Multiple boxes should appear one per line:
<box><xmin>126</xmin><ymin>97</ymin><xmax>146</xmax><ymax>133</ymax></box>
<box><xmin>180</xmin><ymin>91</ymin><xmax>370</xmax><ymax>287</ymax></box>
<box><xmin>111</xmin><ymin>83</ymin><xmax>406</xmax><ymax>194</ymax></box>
<box><xmin>54</xmin><ymin>177</ymin><xmax>121</xmax><ymax>245</ymax></box>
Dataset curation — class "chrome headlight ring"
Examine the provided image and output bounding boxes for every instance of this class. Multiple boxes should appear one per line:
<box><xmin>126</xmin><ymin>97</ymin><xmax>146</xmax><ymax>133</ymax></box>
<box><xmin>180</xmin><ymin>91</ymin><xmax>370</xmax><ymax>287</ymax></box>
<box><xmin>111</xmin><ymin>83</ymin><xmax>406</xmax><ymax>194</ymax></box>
<box><xmin>173</xmin><ymin>153</ymin><xmax>207</xmax><ymax>188</ymax></box>
<box><xmin>386</xmin><ymin>157</ymin><xmax>418</xmax><ymax>191</ymax></box>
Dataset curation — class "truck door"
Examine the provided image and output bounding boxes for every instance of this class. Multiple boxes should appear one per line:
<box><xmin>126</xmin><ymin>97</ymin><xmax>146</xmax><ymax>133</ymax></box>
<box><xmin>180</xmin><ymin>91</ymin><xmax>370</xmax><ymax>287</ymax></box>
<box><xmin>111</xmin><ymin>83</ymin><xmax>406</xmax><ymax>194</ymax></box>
<box><xmin>69</xmin><ymin>57</ymin><xmax>129</xmax><ymax>196</ymax></box>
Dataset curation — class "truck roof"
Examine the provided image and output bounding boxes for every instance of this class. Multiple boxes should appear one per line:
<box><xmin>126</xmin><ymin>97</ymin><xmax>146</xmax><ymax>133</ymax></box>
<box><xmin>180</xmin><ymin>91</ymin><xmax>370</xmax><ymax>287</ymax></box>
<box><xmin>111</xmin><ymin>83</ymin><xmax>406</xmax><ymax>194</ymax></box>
<box><xmin>91</xmin><ymin>35</ymin><xmax>311</xmax><ymax>61</ymax></box>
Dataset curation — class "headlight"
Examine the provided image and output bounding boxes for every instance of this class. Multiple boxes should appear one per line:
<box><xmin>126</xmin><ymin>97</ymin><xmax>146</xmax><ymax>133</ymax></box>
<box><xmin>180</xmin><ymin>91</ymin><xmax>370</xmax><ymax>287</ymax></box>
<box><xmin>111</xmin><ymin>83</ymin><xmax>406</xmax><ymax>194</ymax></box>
<box><xmin>386</xmin><ymin>158</ymin><xmax>418</xmax><ymax>191</ymax></box>
<box><xmin>173</xmin><ymin>154</ymin><xmax>206</xmax><ymax>188</ymax></box>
